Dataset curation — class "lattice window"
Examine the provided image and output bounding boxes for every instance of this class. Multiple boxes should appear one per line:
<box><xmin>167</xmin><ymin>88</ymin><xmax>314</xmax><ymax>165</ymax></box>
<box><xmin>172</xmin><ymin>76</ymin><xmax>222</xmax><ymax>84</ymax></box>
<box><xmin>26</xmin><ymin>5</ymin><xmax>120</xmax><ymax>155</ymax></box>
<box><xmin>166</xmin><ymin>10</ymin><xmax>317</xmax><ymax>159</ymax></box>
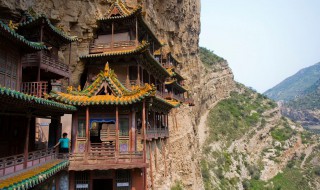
<box><xmin>75</xmin><ymin>171</ymin><xmax>89</xmax><ymax>190</ymax></box>
<box><xmin>116</xmin><ymin>170</ymin><xmax>131</xmax><ymax>190</ymax></box>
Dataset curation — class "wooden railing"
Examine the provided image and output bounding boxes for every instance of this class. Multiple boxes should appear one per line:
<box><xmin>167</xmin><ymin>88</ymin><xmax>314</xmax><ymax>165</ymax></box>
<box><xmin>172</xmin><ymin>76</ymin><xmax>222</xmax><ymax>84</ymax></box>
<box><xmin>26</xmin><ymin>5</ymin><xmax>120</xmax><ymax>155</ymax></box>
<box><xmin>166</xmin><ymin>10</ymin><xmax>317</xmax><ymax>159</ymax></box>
<box><xmin>146</xmin><ymin>128</ymin><xmax>169</xmax><ymax>140</ymax></box>
<box><xmin>160</xmin><ymin>91</ymin><xmax>185</xmax><ymax>102</ymax></box>
<box><xmin>22</xmin><ymin>51</ymin><xmax>69</xmax><ymax>78</ymax></box>
<box><xmin>40</xmin><ymin>53</ymin><xmax>69</xmax><ymax>73</ymax></box>
<box><xmin>69</xmin><ymin>143</ymin><xmax>143</xmax><ymax>164</ymax></box>
<box><xmin>172</xmin><ymin>93</ymin><xmax>185</xmax><ymax>102</ymax></box>
<box><xmin>0</xmin><ymin>148</ymin><xmax>58</xmax><ymax>177</ymax></box>
<box><xmin>89</xmin><ymin>40</ymin><xmax>137</xmax><ymax>54</ymax></box>
<box><xmin>21</xmin><ymin>81</ymin><xmax>48</xmax><ymax>98</ymax></box>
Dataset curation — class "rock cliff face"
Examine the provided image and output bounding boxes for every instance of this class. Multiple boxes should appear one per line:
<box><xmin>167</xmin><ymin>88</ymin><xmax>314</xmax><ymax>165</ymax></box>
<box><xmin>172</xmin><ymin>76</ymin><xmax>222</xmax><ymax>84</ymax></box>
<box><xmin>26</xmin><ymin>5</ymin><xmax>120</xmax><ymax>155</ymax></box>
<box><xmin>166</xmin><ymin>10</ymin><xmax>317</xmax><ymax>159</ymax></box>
<box><xmin>0</xmin><ymin>0</ymin><xmax>237</xmax><ymax>189</ymax></box>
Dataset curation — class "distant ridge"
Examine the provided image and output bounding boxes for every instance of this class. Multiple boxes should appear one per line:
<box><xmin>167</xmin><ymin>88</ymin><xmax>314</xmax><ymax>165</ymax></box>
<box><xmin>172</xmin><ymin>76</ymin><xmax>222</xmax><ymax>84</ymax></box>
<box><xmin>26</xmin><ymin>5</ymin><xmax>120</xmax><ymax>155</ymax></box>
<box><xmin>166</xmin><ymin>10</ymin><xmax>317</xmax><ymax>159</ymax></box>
<box><xmin>264</xmin><ymin>62</ymin><xmax>320</xmax><ymax>102</ymax></box>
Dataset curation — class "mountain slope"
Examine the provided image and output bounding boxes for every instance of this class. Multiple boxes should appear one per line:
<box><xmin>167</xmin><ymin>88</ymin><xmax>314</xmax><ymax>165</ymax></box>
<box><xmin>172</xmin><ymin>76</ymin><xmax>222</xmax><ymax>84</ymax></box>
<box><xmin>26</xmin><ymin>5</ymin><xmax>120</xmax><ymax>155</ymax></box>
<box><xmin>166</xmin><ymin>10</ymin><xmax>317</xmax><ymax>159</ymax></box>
<box><xmin>201</xmin><ymin>83</ymin><xmax>320</xmax><ymax>190</ymax></box>
<box><xmin>264</xmin><ymin>62</ymin><xmax>320</xmax><ymax>101</ymax></box>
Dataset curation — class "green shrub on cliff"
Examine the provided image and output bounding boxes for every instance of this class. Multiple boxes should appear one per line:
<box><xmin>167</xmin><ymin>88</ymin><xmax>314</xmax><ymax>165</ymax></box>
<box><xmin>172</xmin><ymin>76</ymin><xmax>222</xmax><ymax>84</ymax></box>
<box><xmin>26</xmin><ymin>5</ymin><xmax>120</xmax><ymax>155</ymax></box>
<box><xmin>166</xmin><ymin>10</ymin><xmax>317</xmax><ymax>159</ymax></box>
<box><xmin>200</xmin><ymin>47</ymin><xmax>225</xmax><ymax>66</ymax></box>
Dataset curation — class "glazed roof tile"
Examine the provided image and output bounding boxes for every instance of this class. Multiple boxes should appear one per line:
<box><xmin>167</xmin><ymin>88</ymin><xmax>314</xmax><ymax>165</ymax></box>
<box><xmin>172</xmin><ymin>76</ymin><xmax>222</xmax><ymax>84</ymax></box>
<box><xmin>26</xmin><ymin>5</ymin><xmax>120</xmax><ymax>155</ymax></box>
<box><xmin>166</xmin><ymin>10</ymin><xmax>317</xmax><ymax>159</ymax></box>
<box><xmin>0</xmin><ymin>160</ymin><xmax>69</xmax><ymax>190</ymax></box>
<box><xmin>0</xmin><ymin>20</ymin><xmax>47</xmax><ymax>50</ymax></box>
<box><xmin>80</xmin><ymin>42</ymin><xmax>171</xmax><ymax>78</ymax></box>
<box><xmin>50</xmin><ymin>64</ymin><xmax>156</xmax><ymax>106</ymax></box>
<box><xmin>166</xmin><ymin>67</ymin><xmax>185</xmax><ymax>80</ymax></box>
<box><xmin>0</xmin><ymin>86</ymin><xmax>77</xmax><ymax>111</ymax></box>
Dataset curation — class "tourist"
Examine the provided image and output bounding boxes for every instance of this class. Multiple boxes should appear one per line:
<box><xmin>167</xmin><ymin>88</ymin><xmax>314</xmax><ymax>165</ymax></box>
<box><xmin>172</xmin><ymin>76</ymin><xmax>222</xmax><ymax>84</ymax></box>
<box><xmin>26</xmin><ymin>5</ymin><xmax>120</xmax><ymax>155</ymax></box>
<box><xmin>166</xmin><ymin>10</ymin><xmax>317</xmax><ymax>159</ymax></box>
<box><xmin>54</xmin><ymin>132</ymin><xmax>70</xmax><ymax>153</ymax></box>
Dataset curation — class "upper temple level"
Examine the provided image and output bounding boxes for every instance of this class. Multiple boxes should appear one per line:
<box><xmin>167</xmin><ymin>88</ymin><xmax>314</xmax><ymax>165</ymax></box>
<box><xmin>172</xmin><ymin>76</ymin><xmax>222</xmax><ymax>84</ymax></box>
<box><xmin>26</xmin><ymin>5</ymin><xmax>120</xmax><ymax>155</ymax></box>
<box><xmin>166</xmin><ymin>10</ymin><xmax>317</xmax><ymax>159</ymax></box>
<box><xmin>89</xmin><ymin>0</ymin><xmax>161</xmax><ymax>55</ymax></box>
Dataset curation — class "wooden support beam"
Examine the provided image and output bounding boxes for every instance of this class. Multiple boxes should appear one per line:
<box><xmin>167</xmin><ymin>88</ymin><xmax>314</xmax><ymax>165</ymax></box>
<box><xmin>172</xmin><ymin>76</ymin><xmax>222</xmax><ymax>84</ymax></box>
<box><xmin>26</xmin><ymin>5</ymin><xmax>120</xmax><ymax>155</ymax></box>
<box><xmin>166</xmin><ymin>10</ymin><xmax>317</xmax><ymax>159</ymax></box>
<box><xmin>154</xmin><ymin>140</ymin><xmax>158</xmax><ymax>172</ymax></box>
<box><xmin>23</xmin><ymin>114</ymin><xmax>32</xmax><ymax>169</ymax></box>
<box><xmin>137</xmin><ymin>64</ymin><xmax>140</xmax><ymax>86</ymax></box>
<box><xmin>142</xmin><ymin>100</ymin><xmax>146</xmax><ymax>162</ymax></box>
<box><xmin>161</xmin><ymin>138</ymin><xmax>167</xmax><ymax>177</ymax></box>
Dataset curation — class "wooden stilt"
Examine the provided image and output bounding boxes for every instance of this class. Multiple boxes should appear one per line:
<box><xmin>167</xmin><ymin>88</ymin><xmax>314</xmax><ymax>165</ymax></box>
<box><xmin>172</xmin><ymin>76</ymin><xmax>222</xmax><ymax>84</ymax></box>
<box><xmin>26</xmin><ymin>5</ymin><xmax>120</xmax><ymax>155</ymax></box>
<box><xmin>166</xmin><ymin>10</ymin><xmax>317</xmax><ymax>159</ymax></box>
<box><xmin>149</xmin><ymin>142</ymin><xmax>154</xmax><ymax>190</ymax></box>
<box><xmin>142</xmin><ymin>100</ymin><xmax>148</xmax><ymax>189</ymax></box>
<box><xmin>161</xmin><ymin>138</ymin><xmax>167</xmax><ymax>177</ymax></box>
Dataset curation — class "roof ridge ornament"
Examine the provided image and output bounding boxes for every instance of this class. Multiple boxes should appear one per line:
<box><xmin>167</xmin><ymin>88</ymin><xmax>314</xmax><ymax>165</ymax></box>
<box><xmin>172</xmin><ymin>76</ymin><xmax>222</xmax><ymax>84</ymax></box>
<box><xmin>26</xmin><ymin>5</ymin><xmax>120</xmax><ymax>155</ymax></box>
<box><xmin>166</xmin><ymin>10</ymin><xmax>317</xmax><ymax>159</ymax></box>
<box><xmin>104</xmin><ymin>62</ymin><xmax>110</xmax><ymax>77</ymax></box>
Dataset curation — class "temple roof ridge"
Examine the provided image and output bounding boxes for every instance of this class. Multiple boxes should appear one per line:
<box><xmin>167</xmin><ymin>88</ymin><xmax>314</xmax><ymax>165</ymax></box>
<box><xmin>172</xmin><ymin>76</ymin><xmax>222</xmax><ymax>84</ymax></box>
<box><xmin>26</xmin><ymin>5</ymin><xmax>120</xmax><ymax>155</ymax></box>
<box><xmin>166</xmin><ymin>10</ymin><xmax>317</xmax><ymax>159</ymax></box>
<box><xmin>19</xmin><ymin>14</ymin><xmax>77</xmax><ymax>42</ymax></box>
<box><xmin>49</xmin><ymin>64</ymin><xmax>156</xmax><ymax>106</ymax></box>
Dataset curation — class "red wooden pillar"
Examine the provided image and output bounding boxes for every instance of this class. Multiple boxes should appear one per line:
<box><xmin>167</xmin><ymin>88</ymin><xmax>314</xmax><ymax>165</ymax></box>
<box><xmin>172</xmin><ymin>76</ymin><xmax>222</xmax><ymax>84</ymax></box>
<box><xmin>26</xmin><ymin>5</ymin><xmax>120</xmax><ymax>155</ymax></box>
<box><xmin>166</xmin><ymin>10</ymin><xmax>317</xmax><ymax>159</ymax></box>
<box><xmin>137</xmin><ymin>64</ymin><xmax>140</xmax><ymax>86</ymax></box>
<box><xmin>86</xmin><ymin>107</ymin><xmax>90</xmax><ymax>153</ymax></box>
<box><xmin>131</xmin><ymin>111</ymin><xmax>136</xmax><ymax>152</ymax></box>
<box><xmin>135</xmin><ymin>17</ymin><xmax>138</xmax><ymax>46</ymax></box>
<box><xmin>141</xmin><ymin>68</ymin><xmax>144</xmax><ymax>84</ymax></box>
<box><xmin>153</xmin><ymin>111</ymin><xmax>156</xmax><ymax>138</ymax></box>
<box><xmin>69</xmin><ymin>171</ymin><xmax>75</xmax><ymax>190</ymax></box>
<box><xmin>71</xmin><ymin>112</ymin><xmax>78</xmax><ymax>152</ymax></box>
<box><xmin>111</xmin><ymin>22</ymin><xmax>114</xmax><ymax>50</ymax></box>
<box><xmin>126</xmin><ymin>66</ymin><xmax>130</xmax><ymax>88</ymax></box>
<box><xmin>116</xmin><ymin>106</ymin><xmax>119</xmax><ymax>158</ymax></box>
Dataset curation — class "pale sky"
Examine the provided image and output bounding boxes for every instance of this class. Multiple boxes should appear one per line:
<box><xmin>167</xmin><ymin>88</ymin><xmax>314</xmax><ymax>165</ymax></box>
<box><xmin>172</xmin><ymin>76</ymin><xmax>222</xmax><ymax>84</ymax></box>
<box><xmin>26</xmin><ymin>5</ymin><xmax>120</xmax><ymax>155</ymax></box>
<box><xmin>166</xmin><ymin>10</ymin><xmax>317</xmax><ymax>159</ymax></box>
<box><xmin>200</xmin><ymin>0</ymin><xmax>320</xmax><ymax>93</ymax></box>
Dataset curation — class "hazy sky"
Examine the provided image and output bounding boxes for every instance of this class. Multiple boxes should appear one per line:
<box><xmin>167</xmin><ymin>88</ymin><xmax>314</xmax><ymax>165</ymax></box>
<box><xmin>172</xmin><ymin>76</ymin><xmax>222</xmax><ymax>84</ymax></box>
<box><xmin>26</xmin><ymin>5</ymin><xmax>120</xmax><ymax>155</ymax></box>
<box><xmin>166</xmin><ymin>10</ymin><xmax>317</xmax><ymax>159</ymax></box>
<box><xmin>200</xmin><ymin>0</ymin><xmax>320</xmax><ymax>93</ymax></box>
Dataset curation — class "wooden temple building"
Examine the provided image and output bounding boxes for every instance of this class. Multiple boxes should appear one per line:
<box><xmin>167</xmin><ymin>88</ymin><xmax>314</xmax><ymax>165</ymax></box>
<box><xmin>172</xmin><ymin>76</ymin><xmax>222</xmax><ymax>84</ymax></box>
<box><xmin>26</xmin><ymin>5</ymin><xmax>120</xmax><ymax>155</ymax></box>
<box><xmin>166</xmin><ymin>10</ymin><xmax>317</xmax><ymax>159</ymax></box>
<box><xmin>0</xmin><ymin>14</ymin><xmax>75</xmax><ymax>189</ymax></box>
<box><xmin>0</xmin><ymin>0</ymin><xmax>192</xmax><ymax>189</ymax></box>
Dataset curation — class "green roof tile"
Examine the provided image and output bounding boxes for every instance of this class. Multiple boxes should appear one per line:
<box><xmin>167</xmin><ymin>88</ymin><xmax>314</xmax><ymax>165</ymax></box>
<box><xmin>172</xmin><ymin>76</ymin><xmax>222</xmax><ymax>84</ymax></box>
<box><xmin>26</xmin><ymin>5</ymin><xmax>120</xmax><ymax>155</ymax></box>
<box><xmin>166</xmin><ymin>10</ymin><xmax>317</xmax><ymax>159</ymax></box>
<box><xmin>0</xmin><ymin>86</ymin><xmax>77</xmax><ymax>111</ymax></box>
<box><xmin>0</xmin><ymin>21</ymin><xmax>47</xmax><ymax>50</ymax></box>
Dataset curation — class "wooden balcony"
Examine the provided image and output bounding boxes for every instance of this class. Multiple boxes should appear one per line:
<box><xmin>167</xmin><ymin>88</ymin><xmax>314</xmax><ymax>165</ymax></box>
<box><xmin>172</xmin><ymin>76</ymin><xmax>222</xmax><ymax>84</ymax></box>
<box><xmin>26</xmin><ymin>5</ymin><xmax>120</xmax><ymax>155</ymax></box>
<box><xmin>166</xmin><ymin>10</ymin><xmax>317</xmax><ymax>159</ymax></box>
<box><xmin>146</xmin><ymin>128</ymin><xmax>169</xmax><ymax>140</ymax></box>
<box><xmin>185</xmin><ymin>98</ymin><xmax>195</xmax><ymax>106</ymax></box>
<box><xmin>21</xmin><ymin>51</ymin><xmax>70</xmax><ymax>78</ymax></box>
<box><xmin>68</xmin><ymin>142</ymin><xmax>145</xmax><ymax>170</ymax></box>
<box><xmin>89</xmin><ymin>40</ymin><xmax>137</xmax><ymax>54</ymax></box>
<box><xmin>21</xmin><ymin>81</ymin><xmax>48</xmax><ymax>98</ymax></box>
<box><xmin>161</xmin><ymin>91</ymin><xmax>185</xmax><ymax>102</ymax></box>
<box><xmin>0</xmin><ymin>148</ymin><xmax>58</xmax><ymax>178</ymax></box>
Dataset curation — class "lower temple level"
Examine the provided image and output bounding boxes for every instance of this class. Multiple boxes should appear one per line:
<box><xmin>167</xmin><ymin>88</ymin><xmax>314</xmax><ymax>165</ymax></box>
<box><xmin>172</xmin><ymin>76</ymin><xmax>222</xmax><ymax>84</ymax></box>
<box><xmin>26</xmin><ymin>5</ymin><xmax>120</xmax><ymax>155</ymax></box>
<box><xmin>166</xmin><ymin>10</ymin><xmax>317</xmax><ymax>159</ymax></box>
<box><xmin>69</xmin><ymin>169</ymin><xmax>145</xmax><ymax>190</ymax></box>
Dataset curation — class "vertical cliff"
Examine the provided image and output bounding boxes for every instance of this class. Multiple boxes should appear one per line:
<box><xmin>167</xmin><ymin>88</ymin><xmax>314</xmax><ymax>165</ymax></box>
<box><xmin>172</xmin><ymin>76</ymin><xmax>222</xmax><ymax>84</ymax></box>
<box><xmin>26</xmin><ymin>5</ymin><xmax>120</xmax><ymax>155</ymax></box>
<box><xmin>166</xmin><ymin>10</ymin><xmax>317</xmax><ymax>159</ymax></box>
<box><xmin>0</xmin><ymin>0</ymin><xmax>237</xmax><ymax>189</ymax></box>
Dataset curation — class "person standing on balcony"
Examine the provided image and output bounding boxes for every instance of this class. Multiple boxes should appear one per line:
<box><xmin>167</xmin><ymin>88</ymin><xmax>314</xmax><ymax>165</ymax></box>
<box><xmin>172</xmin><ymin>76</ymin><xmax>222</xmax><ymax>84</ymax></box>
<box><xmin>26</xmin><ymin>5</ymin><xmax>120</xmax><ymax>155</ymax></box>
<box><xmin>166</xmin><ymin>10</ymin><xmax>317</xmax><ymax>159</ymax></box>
<box><xmin>54</xmin><ymin>133</ymin><xmax>70</xmax><ymax>153</ymax></box>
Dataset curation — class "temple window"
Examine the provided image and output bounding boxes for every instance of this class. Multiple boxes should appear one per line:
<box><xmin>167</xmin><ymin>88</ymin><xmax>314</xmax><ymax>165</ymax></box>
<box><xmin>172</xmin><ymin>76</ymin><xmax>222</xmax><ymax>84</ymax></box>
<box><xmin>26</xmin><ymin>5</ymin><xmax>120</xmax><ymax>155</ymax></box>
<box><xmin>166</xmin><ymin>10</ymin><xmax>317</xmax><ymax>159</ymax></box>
<box><xmin>78</xmin><ymin>120</ymin><xmax>86</xmax><ymax>137</ymax></box>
